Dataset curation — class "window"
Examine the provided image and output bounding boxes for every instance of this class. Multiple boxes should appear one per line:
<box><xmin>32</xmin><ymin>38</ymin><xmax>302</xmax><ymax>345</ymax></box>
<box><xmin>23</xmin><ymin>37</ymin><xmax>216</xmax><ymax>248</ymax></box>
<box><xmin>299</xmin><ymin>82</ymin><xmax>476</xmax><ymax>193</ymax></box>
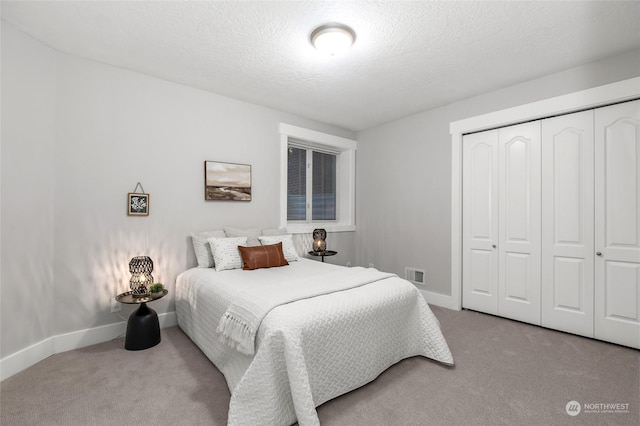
<box><xmin>287</xmin><ymin>146</ymin><xmax>307</xmax><ymax>221</ymax></box>
<box><xmin>287</xmin><ymin>146</ymin><xmax>337</xmax><ymax>222</ymax></box>
<box><xmin>311</xmin><ymin>150</ymin><xmax>337</xmax><ymax>220</ymax></box>
<box><xmin>279</xmin><ymin>124</ymin><xmax>356</xmax><ymax>233</ymax></box>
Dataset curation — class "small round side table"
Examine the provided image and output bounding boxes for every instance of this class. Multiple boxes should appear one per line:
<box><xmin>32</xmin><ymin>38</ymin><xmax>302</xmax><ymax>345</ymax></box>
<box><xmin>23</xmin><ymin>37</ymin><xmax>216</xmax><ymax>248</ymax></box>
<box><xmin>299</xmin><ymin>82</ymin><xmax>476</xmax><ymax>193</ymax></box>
<box><xmin>307</xmin><ymin>250</ymin><xmax>337</xmax><ymax>263</ymax></box>
<box><xmin>116</xmin><ymin>290</ymin><xmax>168</xmax><ymax>351</ymax></box>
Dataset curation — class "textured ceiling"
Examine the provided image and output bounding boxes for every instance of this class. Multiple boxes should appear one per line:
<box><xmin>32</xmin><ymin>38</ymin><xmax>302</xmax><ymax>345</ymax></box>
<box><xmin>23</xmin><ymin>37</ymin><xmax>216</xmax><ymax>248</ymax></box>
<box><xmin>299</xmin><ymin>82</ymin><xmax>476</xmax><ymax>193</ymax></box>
<box><xmin>2</xmin><ymin>1</ymin><xmax>640</xmax><ymax>131</ymax></box>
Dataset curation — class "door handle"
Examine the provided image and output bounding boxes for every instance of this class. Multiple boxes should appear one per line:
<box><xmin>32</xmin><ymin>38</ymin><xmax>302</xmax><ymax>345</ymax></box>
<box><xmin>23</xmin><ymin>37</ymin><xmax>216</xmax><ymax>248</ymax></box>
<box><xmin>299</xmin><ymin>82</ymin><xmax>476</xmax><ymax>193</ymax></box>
<box><xmin>596</xmin><ymin>252</ymin><xmax>602</xmax><ymax>256</ymax></box>
<box><xmin>492</xmin><ymin>245</ymin><xmax>497</xmax><ymax>249</ymax></box>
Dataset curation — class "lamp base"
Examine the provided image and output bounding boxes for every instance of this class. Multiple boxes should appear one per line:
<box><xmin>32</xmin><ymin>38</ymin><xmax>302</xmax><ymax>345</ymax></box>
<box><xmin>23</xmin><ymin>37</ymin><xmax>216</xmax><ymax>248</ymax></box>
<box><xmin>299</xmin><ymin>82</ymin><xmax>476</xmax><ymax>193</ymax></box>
<box><xmin>130</xmin><ymin>285</ymin><xmax>149</xmax><ymax>297</ymax></box>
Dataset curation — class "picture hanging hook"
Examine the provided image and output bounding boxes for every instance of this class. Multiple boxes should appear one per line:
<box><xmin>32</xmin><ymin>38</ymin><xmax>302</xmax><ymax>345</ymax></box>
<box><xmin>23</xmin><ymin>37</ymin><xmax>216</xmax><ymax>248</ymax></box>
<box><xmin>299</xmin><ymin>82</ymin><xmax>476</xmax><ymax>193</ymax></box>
<box><xmin>132</xmin><ymin>182</ymin><xmax>146</xmax><ymax>194</ymax></box>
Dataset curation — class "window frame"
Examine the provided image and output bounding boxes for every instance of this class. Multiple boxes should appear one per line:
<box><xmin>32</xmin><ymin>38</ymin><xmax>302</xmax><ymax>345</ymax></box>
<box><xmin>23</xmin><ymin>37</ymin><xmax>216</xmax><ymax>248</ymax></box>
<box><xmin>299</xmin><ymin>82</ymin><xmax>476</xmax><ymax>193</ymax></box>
<box><xmin>279</xmin><ymin>123</ymin><xmax>356</xmax><ymax>233</ymax></box>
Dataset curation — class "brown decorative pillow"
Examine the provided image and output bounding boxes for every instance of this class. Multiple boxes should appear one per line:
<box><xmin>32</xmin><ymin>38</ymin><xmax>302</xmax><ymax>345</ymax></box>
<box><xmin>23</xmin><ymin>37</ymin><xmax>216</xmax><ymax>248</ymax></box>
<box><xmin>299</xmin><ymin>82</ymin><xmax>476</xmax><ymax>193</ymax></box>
<box><xmin>238</xmin><ymin>242</ymin><xmax>289</xmax><ymax>270</ymax></box>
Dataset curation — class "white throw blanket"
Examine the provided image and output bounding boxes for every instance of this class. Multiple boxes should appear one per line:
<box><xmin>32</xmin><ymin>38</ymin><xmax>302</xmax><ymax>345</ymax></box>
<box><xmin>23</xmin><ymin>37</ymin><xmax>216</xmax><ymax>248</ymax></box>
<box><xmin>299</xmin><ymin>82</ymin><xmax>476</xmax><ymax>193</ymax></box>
<box><xmin>217</xmin><ymin>267</ymin><xmax>395</xmax><ymax>355</ymax></box>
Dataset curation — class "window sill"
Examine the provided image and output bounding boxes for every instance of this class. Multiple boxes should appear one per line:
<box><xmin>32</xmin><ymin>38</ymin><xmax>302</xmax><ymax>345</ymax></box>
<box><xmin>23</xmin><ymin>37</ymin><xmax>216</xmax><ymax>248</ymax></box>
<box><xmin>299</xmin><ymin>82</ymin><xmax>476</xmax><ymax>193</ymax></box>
<box><xmin>286</xmin><ymin>224</ymin><xmax>356</xmax><ymax>234</ymax></box>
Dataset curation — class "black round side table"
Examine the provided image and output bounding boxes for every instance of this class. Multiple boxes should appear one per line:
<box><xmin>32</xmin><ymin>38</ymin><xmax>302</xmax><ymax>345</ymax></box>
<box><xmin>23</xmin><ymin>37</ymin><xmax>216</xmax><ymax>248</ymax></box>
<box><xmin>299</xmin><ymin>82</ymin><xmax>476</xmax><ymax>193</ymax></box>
<box><xmin>307</xmin><ymin>250</ymin><xmax>337</xmax><ymax>263</ymax></box>
<box><xmin>116</xmin><ymin>290</ymin><xmax>168</xmax><ymax>351</ymax></box>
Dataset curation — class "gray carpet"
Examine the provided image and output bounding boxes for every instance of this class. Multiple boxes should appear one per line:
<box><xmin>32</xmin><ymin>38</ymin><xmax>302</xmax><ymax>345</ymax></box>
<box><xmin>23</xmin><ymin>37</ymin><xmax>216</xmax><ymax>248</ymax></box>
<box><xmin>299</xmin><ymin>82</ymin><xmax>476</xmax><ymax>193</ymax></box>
<box><xmin>1</xmin><ymin>306</ymin><xmax>638</xmax><ymax>425</ymax></box>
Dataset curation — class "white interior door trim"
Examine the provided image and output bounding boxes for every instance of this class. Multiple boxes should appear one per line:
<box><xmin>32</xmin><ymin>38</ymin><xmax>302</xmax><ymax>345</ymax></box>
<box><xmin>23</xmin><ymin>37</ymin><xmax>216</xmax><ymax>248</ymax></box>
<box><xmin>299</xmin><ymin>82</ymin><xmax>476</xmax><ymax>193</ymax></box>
<box><xmin>450</xmin><ymin>77</ymin><xmax>640</xmax><ymax>311</ymax></box>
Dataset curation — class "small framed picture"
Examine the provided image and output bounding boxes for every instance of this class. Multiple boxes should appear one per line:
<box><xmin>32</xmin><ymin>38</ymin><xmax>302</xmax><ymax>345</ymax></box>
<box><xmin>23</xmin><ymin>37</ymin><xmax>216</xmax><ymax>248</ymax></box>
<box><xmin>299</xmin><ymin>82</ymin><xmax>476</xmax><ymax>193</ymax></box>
<box><xmin>204</xmin><ymin>161</ymin><xmax>252</xmax><ymax>201</ymax></box>
<box><xmin>128</xmin><ymin>193</ymin><xmax>149</xmax><ymax>216</ymax></box>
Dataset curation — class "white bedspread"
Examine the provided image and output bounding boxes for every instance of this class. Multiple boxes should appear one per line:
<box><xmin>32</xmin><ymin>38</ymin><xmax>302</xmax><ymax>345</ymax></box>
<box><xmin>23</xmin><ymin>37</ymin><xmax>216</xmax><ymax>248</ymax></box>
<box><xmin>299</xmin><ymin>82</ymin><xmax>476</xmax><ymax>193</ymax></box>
<box><xmin>217</xmin><ymin>267</ymin><xmax>395</xmax><ymax>355</ymax></box>
<box><xmin>176</xmin><ymin>259</ymin><xmax>453</xmax><ymax>426</ymax></box>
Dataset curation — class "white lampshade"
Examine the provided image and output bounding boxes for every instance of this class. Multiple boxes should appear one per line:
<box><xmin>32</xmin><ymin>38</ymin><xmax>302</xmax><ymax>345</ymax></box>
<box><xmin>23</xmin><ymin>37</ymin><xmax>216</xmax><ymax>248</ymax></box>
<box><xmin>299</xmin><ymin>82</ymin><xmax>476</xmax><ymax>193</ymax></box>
<box><xmin>310</xmin><ymin>24</ymin><xmax>355</xmax><ymax>56</ymax></box>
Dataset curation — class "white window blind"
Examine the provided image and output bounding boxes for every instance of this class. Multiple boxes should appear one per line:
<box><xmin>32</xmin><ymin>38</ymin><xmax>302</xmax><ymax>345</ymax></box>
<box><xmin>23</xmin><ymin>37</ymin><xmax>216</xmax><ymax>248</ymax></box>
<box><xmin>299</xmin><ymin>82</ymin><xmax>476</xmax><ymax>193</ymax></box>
<box><xmin>312</xmin><ymin>150</ymin><xmax>336</xmax><ymax>220</ymax></box>
<box><xmin>287</xmin><ymin>141</ymin><xmax>337</xmax><ymax>222</ymax></box>
<box><xmin>287</xmin><ymin>146</ymin><xmax>307</xmax><ymax>221</ymax></box>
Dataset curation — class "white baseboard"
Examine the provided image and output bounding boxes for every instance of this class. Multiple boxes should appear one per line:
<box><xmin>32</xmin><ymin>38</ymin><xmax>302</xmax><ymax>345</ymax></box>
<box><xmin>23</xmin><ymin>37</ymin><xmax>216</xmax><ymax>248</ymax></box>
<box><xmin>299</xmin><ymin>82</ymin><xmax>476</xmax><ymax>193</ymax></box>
<box><xmin>54</xmin><ymin>321</ymin><xmax>127</xmax><ymax>354</ymax></box>
<box><xmin>1</xmin><ymin>311</ymin><xmax>177</xmax><ymax>381</ymax></box>
<box><xmin>0</xmin><ymin>337</ymin><xmax>55</xmax><ymax>382</ymax></box>
<box><xmin>420</xmin><ymin>289</ymin><xmax>460</xmax><ymax>311</ymax></box>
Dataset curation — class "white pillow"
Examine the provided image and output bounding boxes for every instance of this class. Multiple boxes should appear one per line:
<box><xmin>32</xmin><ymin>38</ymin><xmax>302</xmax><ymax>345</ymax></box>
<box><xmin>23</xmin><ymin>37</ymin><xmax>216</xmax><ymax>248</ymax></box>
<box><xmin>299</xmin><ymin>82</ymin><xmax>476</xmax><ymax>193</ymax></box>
<box><xmin>208</xmin><ymin>237</ymin><xmax>248</xmax><ymax>272</ymax></box>
<box><xmin>258</xmin><ymin>235</ymin><xmax>300</xmax><ymax>262</ymax></box>
<box><xmin>261</xmin><ymin>227</ymin><xmax>287</xmax><ymax>236</ymax></box>
<box><xmin>224</xmin><ymin>227</ymin><xmax>261</xmax><ymax>246</ymax></box>
<box><xmin>191</xmin><ymin>230</ymin><xmax>226</xmax><ymax>267</ymax></box>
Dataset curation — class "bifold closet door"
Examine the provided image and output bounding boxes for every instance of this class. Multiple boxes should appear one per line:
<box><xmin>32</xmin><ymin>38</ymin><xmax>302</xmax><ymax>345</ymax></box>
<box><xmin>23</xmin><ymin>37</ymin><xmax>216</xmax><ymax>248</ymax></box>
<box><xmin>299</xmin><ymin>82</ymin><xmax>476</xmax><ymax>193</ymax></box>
<box><xmin>595</xmin><ymin>100</ymin><xmax>640</xmax><ymax>349</ymax></box>
<box><xmin>462</xmin><ymin>123</ymin><xmax>541</xmax><ymax>324</ymax></box>
<box><xmin>497</xmin><ymin>122</ymin><xmax>541</xmax><ymax>325</ymax></box>
<box><xmin>462</xmin><ymin>130</ymin><xmax>499</xmax><ymax>315</ymax></box>
<box><xmin>541</xmin><ymin>110</ymin><xmax>594</xmax><ymax>337</ymax></box>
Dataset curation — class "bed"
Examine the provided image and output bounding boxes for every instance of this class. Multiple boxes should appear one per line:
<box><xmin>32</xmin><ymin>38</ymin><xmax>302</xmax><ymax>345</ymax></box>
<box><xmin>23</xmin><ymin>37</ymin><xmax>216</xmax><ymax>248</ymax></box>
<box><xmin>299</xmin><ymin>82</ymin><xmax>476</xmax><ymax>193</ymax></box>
<box><xmin>176</xmin><ymin>254</ymin><xmax>453</xmax><ymax>426</ymax></box>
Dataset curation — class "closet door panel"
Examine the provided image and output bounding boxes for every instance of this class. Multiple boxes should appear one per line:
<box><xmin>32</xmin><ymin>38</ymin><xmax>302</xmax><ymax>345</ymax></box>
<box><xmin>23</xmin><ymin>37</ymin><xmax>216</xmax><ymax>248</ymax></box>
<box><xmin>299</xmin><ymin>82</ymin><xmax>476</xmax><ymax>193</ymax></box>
<box><xmin>552</xmin><ymin>257</ymin><xmax>584</xmax><ymax>308</ymax></box>
<box><xmin>462</xmin><ymin>130</ymin><xmax>499</xmax><ymax>314</ymax></box>
<box><xmin>498</xmin><ymin>122</ymin><xmax>541</xmax><ymax>324</ymax></box>
<box><xmin>541</xmin><ymin>110</ymin><xmax>594</xmax><ymax>337</ymax></box>
<box><xmin>605</xmin><ymin>262</ymin><xmax>639</xmax><ymax>319</ymax></box>
<box><xmin>595</xmin><ymin>100</ymin><xmax>640</xmax><ymax>349</ymax></box>
<box><xmin>504</xmin><ymin>252</ymin><xmax>532</xmax><ymax>300</ymax></box>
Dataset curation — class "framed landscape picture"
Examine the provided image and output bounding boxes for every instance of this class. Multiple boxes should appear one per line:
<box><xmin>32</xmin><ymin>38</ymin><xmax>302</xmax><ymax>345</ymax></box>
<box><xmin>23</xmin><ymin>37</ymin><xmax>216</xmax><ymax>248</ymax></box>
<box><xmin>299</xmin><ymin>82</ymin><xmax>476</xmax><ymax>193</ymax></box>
<box><xmin>128</xmin><ymin>193</ymin><xmax>149</xmax><ymax>216</ymax></box>
<box><xmin>204</xmin><ymin>161</ymin><xmax>252</xmax><ymax>201</ymax></box>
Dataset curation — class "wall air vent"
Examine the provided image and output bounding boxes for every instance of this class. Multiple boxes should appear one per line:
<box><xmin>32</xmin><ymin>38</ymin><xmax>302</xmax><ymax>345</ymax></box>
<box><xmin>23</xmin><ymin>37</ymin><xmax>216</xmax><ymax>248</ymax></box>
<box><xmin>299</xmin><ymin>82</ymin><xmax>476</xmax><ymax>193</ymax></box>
<box><xmin>405</xmin><ymin>267</ymin><xmax>426</xmax><ymax>286</ymax></box>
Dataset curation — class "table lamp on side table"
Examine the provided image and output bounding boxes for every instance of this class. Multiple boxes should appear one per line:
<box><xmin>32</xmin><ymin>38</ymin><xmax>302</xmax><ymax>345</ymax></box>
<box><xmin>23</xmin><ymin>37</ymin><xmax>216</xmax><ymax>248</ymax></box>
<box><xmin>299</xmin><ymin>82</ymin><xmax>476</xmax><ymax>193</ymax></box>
<box><xmin>116</xmin><ymin>256</ymin><xmax>167</xmax><ymax>351</ymax></box>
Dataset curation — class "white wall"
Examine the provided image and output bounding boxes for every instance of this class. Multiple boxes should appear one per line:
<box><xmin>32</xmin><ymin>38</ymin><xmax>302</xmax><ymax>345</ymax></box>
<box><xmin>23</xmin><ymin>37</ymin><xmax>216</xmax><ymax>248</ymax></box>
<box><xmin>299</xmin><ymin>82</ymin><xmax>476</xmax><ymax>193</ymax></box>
<box><xmin>355</xmin><ymin>48</ymin><xmax>640</xmax><ymax>298</ymax></box>
<box><xmin>1</xmin><ymin>22</ymin><xmax>355</xmax><ymax>363</ymax></box>
<box><xmin>1</xmin><ymin>24</ymin><xmax>57</xmax><ymax>359</ymax></box>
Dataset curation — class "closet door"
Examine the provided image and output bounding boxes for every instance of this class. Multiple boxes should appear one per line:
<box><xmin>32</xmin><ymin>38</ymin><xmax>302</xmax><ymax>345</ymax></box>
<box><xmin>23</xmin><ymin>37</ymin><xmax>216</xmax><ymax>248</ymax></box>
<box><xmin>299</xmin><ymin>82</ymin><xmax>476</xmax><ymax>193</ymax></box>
<box><xmin>462</xmin><ymin>130</ymin><xmax>499</xmax><ymax>314</ymax></box>
<box><xmin>541</xmin><ymin>110</ymin><xmax>594</xmax><ymax>337</ymax></box>
<box><xmin>595</xmin><ymin>100</ymin><xmax>640</xmax><ymax>349</ymax></box>
<box><xmin>498</xmin><ymin>122</ymin><xmax>541</xmax><ymax>325</ymax></box>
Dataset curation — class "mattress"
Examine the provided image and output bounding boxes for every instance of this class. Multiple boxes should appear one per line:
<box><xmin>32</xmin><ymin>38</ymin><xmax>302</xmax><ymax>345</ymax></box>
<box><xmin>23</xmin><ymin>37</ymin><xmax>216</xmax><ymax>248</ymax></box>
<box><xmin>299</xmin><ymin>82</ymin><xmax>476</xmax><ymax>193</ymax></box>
<box><xmin>176</xmin><ymin>259</ymin><xmax>453</xmax><ymax>426</ymax></box>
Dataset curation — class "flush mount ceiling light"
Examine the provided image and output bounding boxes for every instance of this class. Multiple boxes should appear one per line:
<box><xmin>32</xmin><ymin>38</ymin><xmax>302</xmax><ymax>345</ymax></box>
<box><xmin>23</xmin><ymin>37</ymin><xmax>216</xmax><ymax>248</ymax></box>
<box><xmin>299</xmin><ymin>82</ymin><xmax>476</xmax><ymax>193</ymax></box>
<box><xmin>310</xmin><ymin>23</ymin><xmax>356</xmax><ymax>56</ymax></box>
